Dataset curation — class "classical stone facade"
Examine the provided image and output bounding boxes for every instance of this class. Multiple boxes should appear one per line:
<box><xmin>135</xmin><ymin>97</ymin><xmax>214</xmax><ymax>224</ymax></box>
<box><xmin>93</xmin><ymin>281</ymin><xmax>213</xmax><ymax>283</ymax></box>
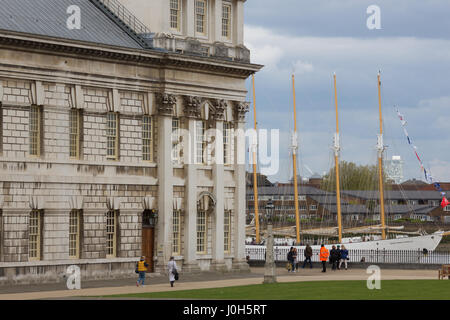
<box><xmin>0</xmin><ymin>0</ymin><xmax>261</xmax><ymax>284</ymax></box>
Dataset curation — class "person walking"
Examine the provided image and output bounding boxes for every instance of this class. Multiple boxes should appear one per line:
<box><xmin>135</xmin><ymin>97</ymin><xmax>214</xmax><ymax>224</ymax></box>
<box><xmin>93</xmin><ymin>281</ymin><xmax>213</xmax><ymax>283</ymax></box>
<box><xmin>136</xmin><ymin>256</ymin><xmax>149</xmax><ymax>287</ymax></box>
<box><xmin>319</xmin><ymin>244</ymin><xmax>329</xmax><ymax>273</ymax></box>
<box><xmin>167</xmin><ymin>256</ymin><xmax>178</xmax><ymax>287</ymax></box>
<box><xmin>339</xmin><ymin>245</ymin><xmax>349</xmax><ymax>270</ymax></box>
<box><xmin>287</xmin><ymin>247</ymin><xmax>295</xmax><ymax>272</ymax></box>
<box><xmin>336</xmin><ymin>245</ymin><xmax>342</xmax><ymax>270</ymax></box>
<box><xmin>302</xmin><ymin>244</ymin><xmax>313</xmax><ymax>269</ymax></box>
<box><xmin>330</xmin><ymin>245</ymin><xmax>340</xmax><ymax>271</ymax></box>
<box><xmin>293</xmin><ymin>247</ymin><xmax>298</xmax><ymax>272</ymax></box>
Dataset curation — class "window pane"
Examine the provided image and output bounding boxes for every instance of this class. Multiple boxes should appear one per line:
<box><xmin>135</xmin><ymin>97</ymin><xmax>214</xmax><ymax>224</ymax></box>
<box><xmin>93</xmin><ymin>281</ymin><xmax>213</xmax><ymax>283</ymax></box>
<box><xmin>142</xmin><ymin>115</ymin><xmax>153</xmax><ymax>161</ymax></box>
<box><xmin>170</xmin><ymin>0</ymin><xmax>181</xmax><ymax>30</ymax></box>
<box><xmin>69</xmin><ymin>109</ymin><xmax>80</xmax><ymax>158</ymax></box>
<box><xmin>106</xmin><ymin>210</ymin><xmax>117</xmax><ymax>257</ymax></box>
<box><xmin>196</xmin><ymin>210</ymin><xmax>206</xmax><ymax>253</ymax></box>
<box><xmin>196</xmin><ymin>0</ymin><xmax>206</xmax><ymax>34</ymax></box>
<box><xmin>107</xmin><ymin>113</ymin><xmax>118</xmax><ymax>159</ymax></box>
<box><xmin>222</xmin><ymin>4</ymin><xmax>231</xmax><ymax>38</ymax></box>
<box><xmin>29</xmin><ymin>106</ymin><xmax>40</xmax><ymax>156</ymax></box>
<box><xmin>172</xmin><ymin>210</ymin><xmax>181</xmax><ymax>254</ymax></box>
<box><xmin>196</xmin><ymin>121</ymin><xmax>205</xmax><ymax>164</ymax></box>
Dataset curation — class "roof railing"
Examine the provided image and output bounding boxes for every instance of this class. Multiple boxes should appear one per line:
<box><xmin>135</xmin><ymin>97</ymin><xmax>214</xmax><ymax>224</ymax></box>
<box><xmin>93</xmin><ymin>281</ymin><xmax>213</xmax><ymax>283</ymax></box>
<box><xmin>97</xmin><ymin>0</ymin><xmax>151</xmax><ymax>35</ymax></box>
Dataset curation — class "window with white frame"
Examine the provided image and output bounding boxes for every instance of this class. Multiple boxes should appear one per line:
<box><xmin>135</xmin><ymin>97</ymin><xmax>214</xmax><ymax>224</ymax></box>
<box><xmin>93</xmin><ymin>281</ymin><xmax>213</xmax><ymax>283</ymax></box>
<box><xmin>224</xmin><ymin>209</ymin><xmax>231</xmax><ymax>253</ymax></box>
<box><xmin>299</xmin><ymin>205</ymin><xmax>306</xmax><ymax>211</ymax></box>
<box><xmin>69</xmin><ymin>109</ymin><xmax>82</xmax><ymax>159</ymax></box>
<box><xmin>106</xmin><ymin>210</ymin><xmax>118</xmax><ymax>258</ymax></box>
<box><xmin>69</xmin><ymin>209</ymin><xmax>81</xmax><ymax>259</ymax></box>
<box><xmin>142</xmin><ymin>115</ymin><xmax>153</xmax><ymax>162</ymax></box>
<box><xmin>106</xmin><ymin>112</ymin><xmax>119</xmax><ymax>160</ymax></box>
<box><xmin>444</xmin><ymin>205</ymin><xmax>450</xmax><ymax>212</ymax></box>
<box><xmin>195</xmin><ymin>0</ymin><xmax>207</xmax><ymax>35</ymax></box>
<box><xmin>196</xmin><ymin>209</ymin><xmax>206</xmax><ymax>253</ymax></box>
<box><xmin>223</xmin><ymin>122</ymin><xmax>233</xmax><ymax>165</ymax></box>
<box><xmin>310</xmin><ymin>204</ymin><xmax>318</xmax><ymax>211</ymax></box>
<box><xmin>172</xmin><ymin>117</ymin><xmax>182</xmax><ymax>164</ymax></box>
<box><xmin>29</xmin><ymin>210</ymin><xmax>43</xmax><ymax>261</ymax></box>
<box><xmin>222</xmin><ymin>3</ymin><xmax>231</xmax><ymax>39</ymax></box>
<box><xmin>299</xmin><ymin>195</ymin><xmax>306</xmax><ymax>201</ymax></box>
<box><xmin>170</xmin><ymin>0</ymin><xmax>181</xmax><ymax>31</ymax></box>
<box><xmin>195</xmin><ymin>120</ymin><xmax>206</xmax><ymax>164</ymax></box>
<box><xmin>172</xmin><ymin>209</ymin><xmax>182</xmax><ymax>255</ymax></box>
<box><xmin>29</xmin><ymin>105</ymin><xmax>41</xmax><ymax>156</ymax></box>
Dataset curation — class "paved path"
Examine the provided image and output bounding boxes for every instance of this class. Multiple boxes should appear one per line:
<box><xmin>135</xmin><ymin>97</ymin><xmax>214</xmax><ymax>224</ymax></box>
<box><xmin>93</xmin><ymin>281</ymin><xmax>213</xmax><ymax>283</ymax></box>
<box><xmin>0</xmin><ymin>267</ymin><xmax>439</xmax><ymax>300</ymax></box>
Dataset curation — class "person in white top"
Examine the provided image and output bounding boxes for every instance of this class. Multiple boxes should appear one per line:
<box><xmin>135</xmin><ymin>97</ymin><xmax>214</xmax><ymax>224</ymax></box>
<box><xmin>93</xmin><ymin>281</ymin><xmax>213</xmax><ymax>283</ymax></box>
<box><xmin>167</xmin><ymin>256</ymin><xmax>178</xmax><ymax>287</ymax></box>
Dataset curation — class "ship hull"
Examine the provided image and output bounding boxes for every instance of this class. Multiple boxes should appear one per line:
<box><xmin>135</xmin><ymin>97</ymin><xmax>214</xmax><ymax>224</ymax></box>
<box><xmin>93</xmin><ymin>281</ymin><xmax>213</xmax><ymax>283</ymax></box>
<box><xmin>312</xmin><ymin>233</ymin><xmax>443</xmax><ymax>251</ymax></box>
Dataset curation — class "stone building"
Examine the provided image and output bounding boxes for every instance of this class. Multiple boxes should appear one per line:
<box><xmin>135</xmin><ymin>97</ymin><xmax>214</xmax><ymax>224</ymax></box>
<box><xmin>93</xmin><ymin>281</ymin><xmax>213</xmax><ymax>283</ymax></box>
<box><xmin>0</xmin><ymin>0</ymin><xmax>261</xmax><ymax>284</ymax></box>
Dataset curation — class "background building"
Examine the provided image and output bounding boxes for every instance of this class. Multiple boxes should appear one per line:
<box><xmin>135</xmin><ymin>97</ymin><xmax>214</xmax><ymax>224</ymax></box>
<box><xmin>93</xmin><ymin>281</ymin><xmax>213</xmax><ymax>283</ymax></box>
<box><xmin>385</xmin><ymin>155</ymin><xmax>404</xmax><ymax>184</ymax></box>
<box><xmin>0</xmin><ymin>0</ymin><xmax>261</xmax><ymax>285</ymax></box>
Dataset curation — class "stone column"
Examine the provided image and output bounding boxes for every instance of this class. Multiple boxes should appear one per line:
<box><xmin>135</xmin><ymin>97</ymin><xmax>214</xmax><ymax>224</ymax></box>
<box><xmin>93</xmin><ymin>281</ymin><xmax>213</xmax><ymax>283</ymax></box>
<box><xmin>211</xmin><ymin>119</ymin><xmax>225</xmax><ymax>271</ymax></box>
<box><xmin>185</xmin><ymin>0</ymin><xmax>195</xmax><ymax>37</ymax></box>
<box><xmin>233</xmin><ymin>102</ymin><xmax>249</xmax><ymax>271</ymax></box>
<box><xmin>182</xmin><ymin>96</ymin><xmax>202</xmax><ymax>272</ymax></box>
<box><xmin>235</xmin><ymin>0</ymin><xmax>246</xmax><ymax>46</ymax></box>
<box><xmin>155</xmin><ymin>93</ymin><xmax>175</xmax><ymax>273</ymax></box>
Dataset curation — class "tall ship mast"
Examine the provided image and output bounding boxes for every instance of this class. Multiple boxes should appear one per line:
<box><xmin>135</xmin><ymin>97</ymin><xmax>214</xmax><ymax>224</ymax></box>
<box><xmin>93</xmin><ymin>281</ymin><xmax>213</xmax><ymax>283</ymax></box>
<box><xmin>252</xmin><ymin>74</ymin><xmax>261</xmax><ymax>243</ymax></box>
<box><xmin>333</xmin><ymin>73</ymin><xmax>343</xmax><ymax>243</ymax></box>
<box><xmin>291</xmin><ymin>74</ymin><xmax>301</xmax><ymax>244</ymax></box>
<box><xmin>377</xmin><ymin>71</ymin><xmax>387</xmax><ymax>240</ymax></box>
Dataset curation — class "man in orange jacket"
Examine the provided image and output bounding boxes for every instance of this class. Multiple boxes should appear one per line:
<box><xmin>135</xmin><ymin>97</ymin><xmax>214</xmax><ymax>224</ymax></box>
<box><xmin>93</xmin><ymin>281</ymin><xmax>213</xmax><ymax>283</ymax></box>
<box><xmin>319</xmin><ymin>244</ymin><xmax>329</xmax><ymax>273</ymax></box>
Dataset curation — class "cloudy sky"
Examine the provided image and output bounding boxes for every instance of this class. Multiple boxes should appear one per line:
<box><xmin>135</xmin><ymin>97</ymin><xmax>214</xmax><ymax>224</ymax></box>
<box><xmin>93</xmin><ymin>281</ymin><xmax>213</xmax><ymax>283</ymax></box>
<box><xmin>243</xmin><ymin>0</ymin><xmax>450</xmax><ymax>184</ymax></box>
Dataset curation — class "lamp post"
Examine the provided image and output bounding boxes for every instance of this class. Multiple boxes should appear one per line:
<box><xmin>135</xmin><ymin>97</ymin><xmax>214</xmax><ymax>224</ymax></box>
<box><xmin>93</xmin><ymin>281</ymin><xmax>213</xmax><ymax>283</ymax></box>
<box><xmin>263</xmin><ymin>199</ymin><xmax>277</xmax><ymax>284</ymax></box>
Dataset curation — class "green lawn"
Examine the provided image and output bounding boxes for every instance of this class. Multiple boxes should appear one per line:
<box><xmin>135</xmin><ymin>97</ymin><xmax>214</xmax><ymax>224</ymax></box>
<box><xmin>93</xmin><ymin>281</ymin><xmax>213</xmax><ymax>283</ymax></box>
<box><xmin>102</xmin><ymin>280</ymin><xmax>450</xmax><ymax>300</ymax></box>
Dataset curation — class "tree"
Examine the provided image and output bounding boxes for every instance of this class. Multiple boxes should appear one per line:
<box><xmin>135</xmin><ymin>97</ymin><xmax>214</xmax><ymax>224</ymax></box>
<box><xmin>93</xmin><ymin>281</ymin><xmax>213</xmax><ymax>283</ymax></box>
<box><xmin>320</xmin><ymin>161</ymin><xmax>391</xmax><ymax>191</ymax></box>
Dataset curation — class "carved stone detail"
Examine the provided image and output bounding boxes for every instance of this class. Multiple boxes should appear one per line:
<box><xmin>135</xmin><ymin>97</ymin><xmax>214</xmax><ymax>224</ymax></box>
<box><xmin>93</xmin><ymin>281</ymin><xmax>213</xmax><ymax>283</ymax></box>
<box><xmin>183</xmin><ymin>96</ymin><xmax>202</xmax><ymax>118</ymax></box>
<box><xmin>234</xmin><ymin>101</ymin><xmax>250</xmax><ymax>122</ymax></box>
<box><xmin>213</xmin><ymin>99</ymin><xmax>227</xmax><ymax>121</ymax></box>
<box><xmin>156</xmin><ymin>93</ymin><xmax>176</xmax><ymax>116</ymax></box>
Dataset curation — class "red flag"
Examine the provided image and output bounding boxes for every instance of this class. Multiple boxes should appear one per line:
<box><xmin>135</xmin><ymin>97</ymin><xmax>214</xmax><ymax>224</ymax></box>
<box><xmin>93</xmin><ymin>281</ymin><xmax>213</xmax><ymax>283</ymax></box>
<box><xmin>441</xmin><ymin>197</ymin><xmax>449</xmax><ymax>208</ymax></box>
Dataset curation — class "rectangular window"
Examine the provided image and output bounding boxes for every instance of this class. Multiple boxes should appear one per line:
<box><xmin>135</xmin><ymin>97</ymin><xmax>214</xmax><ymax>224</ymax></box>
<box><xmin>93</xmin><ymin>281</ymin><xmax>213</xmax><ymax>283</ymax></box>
<box><xmin>195</xmin><ymin>120</ymin><xmax>205</xmax><ymax>164</ymax></box>
<box><xmin>69</xmin><ymin>210</ymin><xmax>81</xmax><ymax>259</ymax></box>
<box><xmin>69</xmin><ymin>109</ymin><xmax>82</xmax><ymax>159</ymax></box>
<box><xmin>299</xmin><ymin>205</ymin><xmax>307</xmax><ymax>211</ymax></box>
<box><xmin>196</xmin><ymin>210</ymin><xmax>206</xmax><ymax>253</ymax></box>
<box><xmin>142</xmin><ymin>115</ymin><xmax>153</xmax><ymax>162</ymax></box>
<box><xmin>170</xmin><ymin>0</ymin><xmax>181</xmax><ymax>31</ymax></box>
<box><xmin>222</xmin><ymin>3</ymin><xmax>231</xmax><ymax>39</ymax></box>
<box><xmin>29</xmin><ymin>210</ymin><xmax>42</xmax><ymax>261</ymax></box>
<box><xmin>310</xmin><ymin>204</ymin><xmax>318</xmax><ymax>211</ymax></box>
<box><xmin>106</xmin><ymin>210</ymin><xmax>118</xmax><ymax>258</ymax></box>
<box><xmin>195</xmin><ymin>0</ymin><xmax>207</xmax><ymax>35</ymax></box>
<box><xmin>172</xmin><ymin>117</ymin><xmax>182</xmax><ymax>164</ymax></box>
<box><xmin>444</xmin><ymin>206</ymin><xmax>450</xmax><ymax>212</ymax></box>
<box><xmin>172</xmin><ymin>209</ymin><xmax>181</xmax><ymax>255</ymax></box>
<box><xmin>29</xmin><ymin>105</ymin><xmax>41</xmax><ymax>156</ymax></box>
<box><xmin>106</xmin><ymin>112</ymin><xmax>119</xmax><ymax>160</ymax></box>
<box><xmin>223</xmin><ymin>122</ymin><xmax>233</xmax><ymax>165</ymax></box>
<box><xmin>224</xmin><ymin>210</ymin><xmax>231</xmax><ymax>253</ymax></box>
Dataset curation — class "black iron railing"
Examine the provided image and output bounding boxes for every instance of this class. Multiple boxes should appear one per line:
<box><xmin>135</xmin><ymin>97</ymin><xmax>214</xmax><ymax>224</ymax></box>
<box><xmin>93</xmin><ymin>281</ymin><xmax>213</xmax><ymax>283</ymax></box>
<box><xmin>97</xmin><ymin>0</ymin><xmax>151</xmax><ymax>35</ymax></box>
<box><xmin>245</xmin><ymin>245</ymin><xmax>450</xmax><ymax>265</ymax></box>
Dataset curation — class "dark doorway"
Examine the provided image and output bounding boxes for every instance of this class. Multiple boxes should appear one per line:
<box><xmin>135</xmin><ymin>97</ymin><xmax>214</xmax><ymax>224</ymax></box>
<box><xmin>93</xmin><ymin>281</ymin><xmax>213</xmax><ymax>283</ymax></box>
<box><xmin>142</xmin><ymin>210</ymin><xmax>156</xmax><ymax>272</ymax></box>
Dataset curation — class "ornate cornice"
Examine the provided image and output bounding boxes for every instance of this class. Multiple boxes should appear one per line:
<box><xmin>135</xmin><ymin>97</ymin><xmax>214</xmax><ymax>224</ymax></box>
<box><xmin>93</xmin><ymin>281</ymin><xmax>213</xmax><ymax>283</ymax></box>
<box><xmin>156</xmin><ymin>93</ymin><xmax>176</xmax><ymax>116</ymax></box>
<box><xmin>183</xmin><ymin>95</ymin><xmax>203</xmax><ymax>118</ymax></box>
<box><xmin>234</xmin><ymin>101</ymin><xmax>250</xmax><ymax>122</ymax></box>
<box><xmin>0</xmin><ymin>33</ymin><xmax>262</xmax><ymax>78</ymax></box>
